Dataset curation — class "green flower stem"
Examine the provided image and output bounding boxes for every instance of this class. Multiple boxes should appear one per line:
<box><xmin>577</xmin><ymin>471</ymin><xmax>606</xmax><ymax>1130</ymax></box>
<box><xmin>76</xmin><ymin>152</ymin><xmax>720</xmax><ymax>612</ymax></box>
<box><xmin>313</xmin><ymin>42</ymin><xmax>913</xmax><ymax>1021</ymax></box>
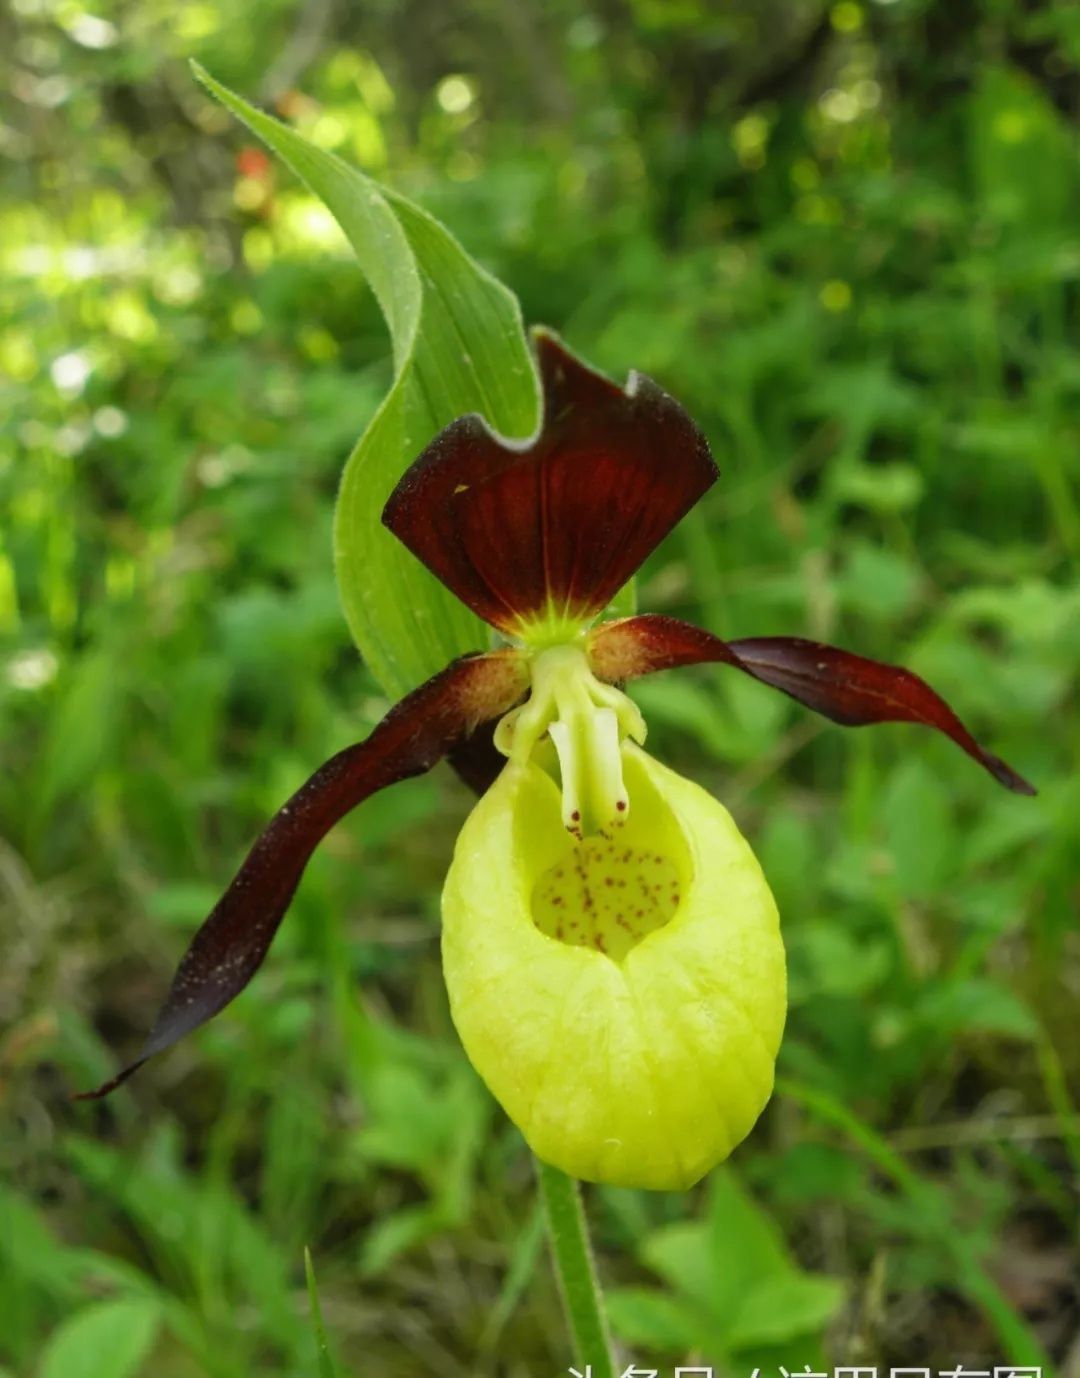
<box><xmin>535</xmin><ymin>1157</ymin><xmax>616</xmax><ymax>1377</ymax></box>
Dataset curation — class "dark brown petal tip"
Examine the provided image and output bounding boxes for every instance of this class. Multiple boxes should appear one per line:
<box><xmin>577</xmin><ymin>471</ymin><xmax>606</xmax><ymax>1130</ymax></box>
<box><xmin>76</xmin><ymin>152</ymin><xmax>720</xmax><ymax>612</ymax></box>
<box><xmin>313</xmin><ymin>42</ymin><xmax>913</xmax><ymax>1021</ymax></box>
<box><xmin>382</xmin><ymin>329</ymin><xmax>718</xmax><ymax>634</ymax></box>
<box><xmin>76</xmin><ymin>651</ymin><xmax>528</xmax><ymax>1099</ymax></box>
<box><xmin>588</xmin><ymin>615</ymin><xmax>1035</xmax><ymax>796</ymax></box>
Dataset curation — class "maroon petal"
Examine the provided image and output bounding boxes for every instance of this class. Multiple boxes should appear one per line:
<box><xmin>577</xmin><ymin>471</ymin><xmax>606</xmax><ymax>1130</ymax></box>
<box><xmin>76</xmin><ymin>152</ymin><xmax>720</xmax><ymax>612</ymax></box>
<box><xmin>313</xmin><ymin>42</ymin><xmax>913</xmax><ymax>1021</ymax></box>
<box><xmin>447</xmin><ymin>719</ymin><xmax>506</xmax><ymax>797</ymax></box>
<box><xmin>78</xmin><ymin>650</ymin><xmax>528</xmax><ymax>1099</ymax></box>
<box><xmin>588</xmin><ymin>615</ymin><xmax>1034</xmax><ymax>795</ymax></box>
<box><xmin>382</xmin><ymin>330</ymin><xmax>717</xmax><ymax>634</ymax></box>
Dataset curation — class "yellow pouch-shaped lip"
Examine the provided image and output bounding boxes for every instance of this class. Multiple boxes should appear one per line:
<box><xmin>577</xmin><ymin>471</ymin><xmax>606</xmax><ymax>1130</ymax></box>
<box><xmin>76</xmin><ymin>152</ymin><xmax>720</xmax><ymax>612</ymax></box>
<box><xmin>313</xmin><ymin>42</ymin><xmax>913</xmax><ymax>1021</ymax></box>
<box><xmin>441</xmin><ymin>744</ymin><xmax>786</xmax><ymax>1190</ymax></box>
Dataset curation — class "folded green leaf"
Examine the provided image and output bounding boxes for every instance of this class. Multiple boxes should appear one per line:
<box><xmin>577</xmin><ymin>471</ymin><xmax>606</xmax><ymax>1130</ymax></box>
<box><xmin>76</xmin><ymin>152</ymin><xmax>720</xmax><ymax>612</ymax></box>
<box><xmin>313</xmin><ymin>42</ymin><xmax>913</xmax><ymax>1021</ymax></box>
<box><xmin>193</xmin><ymin>63</ymin><xmax>540</xmax><ymax>695</ymax></box>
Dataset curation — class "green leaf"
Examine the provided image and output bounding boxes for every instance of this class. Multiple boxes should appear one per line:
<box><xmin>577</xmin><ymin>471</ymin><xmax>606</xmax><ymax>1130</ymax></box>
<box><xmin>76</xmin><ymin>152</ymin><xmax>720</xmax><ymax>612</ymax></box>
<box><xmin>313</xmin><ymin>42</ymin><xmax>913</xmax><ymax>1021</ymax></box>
<box><xmin>639</xmin><ymin>1221</ymin><xmax>718</xmax><ymax>1315</ymax></box>
<box><xmin>193</xmin><ymin>64</ymin><xmax>540</xmax><ymax>696</ymax></box>
<box><xmin>0</xmin><ymin>1185</ymin><xmax>82</xmax><ymax>1298</ymax></box>
<box><xmin>628</xmin><ymin>1171</ymin><xmax>844</xmax><ymax>1357</ymax></box>
<box><xmin>604</xmin><ymin>1286</ymin><xmax>722</xmax><ymax>1356</ymax></box>
<box><xmin>727</xmin><ymin>1273</ymin><xmax>845</xmax><ymax>1349</ymax></box>
<box><xmin>359</xmin><ymin>1204</ymin><xmax>445</xmax><ymax>1277</ymax></box>
<box><xmin>837</xmin><ymin>540</ymin><xmax>920</xmax><ymax>621</ymax></box>
<box><xmin>969</xmin><ymin>65</ymin><xmax>1074</xmax><ymax>232</ymax></box>
<box><xmin>788</xmin><ymin>922</ymin><xmax>891</xmax><ymax>1002</ymax></box>
<box><xmin>704</xmin><ymin>1169</ymin><xmax>793</xmax><ymax>1315</ymax></box>
<box><xmin>479</xmin><ymin>1202</ymin><xmax>545</xmax><ymax>1352</ymax></box>
<box><xmin>962</xmin><ymin>795</ymin><xmax>1051</xmax><ymax>869</ymax></box>
<box><xmin>917</xmin><ymin>978</ymin><xmax>1039</xmax><ymax>1041</ymax></box>
<box><xmin>37</xmin><ymin>1297</ymin><xmax>160</xmax><ymax>1378</ymax></box>
<box><xmin>355</xmin><ymin>1059</ymin><xmax>483</xmax><ymax>1178</ymax></box>
<box><xmin>28</xmin><ymin>651</ymin><xmax>117</xmax><ymax>849</ymax></box>
<box><xmin>304</xmin><ymin>1249</ymin><xmax>339</xmax><ymax>1378</ymax></box>
<box><xmin>881</xmin><ymin>758</ymin><xmax>954</xmax><ymax>899</ymax></box>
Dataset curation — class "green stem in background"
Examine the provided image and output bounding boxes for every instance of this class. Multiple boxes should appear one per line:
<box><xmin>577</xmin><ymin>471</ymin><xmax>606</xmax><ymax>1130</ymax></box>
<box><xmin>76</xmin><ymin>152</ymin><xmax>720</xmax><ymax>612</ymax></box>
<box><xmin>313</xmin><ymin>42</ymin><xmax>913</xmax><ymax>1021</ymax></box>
<box><xmin>535</xmin><ymin>1158</ymin><xmax>616</xmax><ymax>1378</ymax></box>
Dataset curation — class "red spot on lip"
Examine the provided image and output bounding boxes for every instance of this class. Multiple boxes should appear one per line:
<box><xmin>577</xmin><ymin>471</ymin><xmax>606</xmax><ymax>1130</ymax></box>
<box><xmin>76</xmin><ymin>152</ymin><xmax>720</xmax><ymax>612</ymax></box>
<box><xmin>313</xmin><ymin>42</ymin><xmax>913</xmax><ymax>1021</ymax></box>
<box><xmin>616</xmin><ymin>800</ymin><xmax>627</xmax><ymax>811</ymax></box>
<box><xmin>570</xmin><ymin>810</ymin><xmax>581</xmax><ymax>822</ymax></box>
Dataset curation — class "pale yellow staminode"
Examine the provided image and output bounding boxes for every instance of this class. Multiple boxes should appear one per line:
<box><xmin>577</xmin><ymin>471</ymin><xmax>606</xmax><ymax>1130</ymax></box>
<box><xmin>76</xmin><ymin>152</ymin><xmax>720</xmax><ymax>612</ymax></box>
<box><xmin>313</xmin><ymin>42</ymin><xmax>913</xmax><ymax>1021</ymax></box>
<box><xmin>493</xmin><ymin>643</ymin><xmax>646</xmax><ymax>838</ymax></box>
<box><xmin>441</xmin><ymin>744</ymin><xmax>786</xmax><ymax>1190</ymax></box>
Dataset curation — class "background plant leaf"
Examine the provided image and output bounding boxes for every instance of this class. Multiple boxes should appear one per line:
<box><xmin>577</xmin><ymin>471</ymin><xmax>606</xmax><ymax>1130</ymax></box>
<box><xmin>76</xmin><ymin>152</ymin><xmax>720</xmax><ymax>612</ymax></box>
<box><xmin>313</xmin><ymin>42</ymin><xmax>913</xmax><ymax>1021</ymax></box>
<box><xmin>37</xmin><ymin>1297</ymin><xmax>161</xmax><ymax>1378</ymax></box>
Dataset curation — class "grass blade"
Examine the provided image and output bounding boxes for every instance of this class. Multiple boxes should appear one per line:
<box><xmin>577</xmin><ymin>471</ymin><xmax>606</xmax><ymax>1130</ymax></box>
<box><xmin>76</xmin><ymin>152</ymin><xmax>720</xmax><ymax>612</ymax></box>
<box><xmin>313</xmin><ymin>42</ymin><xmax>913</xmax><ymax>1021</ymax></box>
<box><xmin>304</xmin><ymin>1247</ymin><xmax>340</xmax><ymax>1378</ymax></box>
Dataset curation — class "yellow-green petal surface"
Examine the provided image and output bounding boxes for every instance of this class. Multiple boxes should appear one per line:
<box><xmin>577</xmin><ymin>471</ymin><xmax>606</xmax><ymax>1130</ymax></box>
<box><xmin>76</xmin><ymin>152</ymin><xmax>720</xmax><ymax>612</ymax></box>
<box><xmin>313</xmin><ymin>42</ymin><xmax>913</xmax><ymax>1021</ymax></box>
<box><xmin>441</xmin><ymin>745</ymin><xmax>786</xmax><ymax>1190</ymax></box>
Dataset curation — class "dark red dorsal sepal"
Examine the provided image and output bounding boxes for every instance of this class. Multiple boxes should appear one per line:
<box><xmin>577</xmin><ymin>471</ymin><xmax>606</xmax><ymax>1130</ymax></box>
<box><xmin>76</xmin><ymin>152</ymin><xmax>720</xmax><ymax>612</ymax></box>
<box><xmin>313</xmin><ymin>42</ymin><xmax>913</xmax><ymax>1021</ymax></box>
<box><xmin>78</xmin><ymin>650</ymin><xmax>528</xmax><ymax>1099</ymax></box>
<box><xmin>382</xmin><ymin>330</ymin><xmax>718</xmax><ymax>638</ymax></box>
<box><xmin>588</xmin><ymin>615</ymin><xmax>1034</xmax><ymax>795</ymax></box>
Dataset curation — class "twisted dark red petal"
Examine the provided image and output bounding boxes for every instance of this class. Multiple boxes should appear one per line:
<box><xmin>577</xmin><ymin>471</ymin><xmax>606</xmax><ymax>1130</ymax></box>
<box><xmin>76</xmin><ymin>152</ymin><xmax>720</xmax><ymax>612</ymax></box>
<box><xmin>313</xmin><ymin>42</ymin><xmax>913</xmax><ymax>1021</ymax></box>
<box><xmin>588</xmin><ymin>615</ymin><xmax>1035</xmax><ymax>795</ymax></box>
<box><xmin>382</xmin><ymin>330</ymin><xmax>718</xmax><ymax>633</ymax></box>
<box><xmin>78</xmin><ymin>651</ymin><xmax>528</xmax><ymax>1099</ymax></box>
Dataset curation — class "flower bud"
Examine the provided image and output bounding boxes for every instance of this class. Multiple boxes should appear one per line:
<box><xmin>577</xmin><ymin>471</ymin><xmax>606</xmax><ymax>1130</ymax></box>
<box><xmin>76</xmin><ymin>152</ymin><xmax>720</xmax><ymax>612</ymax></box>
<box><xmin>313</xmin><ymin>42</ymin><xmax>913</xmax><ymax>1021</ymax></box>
<box><xmin>441</xmin><ymin>743</ymin><xmax>785</xmax><ymax>1190</ymax></box>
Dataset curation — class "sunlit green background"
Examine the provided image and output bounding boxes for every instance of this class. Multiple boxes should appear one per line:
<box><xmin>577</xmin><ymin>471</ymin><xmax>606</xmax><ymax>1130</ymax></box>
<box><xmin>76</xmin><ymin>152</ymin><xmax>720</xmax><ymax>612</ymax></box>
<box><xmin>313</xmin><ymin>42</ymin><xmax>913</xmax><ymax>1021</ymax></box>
<box><xmin>2</xmin><ymin>0</ymin><xmax>1078</xmax><ymax>1374</ymax></box>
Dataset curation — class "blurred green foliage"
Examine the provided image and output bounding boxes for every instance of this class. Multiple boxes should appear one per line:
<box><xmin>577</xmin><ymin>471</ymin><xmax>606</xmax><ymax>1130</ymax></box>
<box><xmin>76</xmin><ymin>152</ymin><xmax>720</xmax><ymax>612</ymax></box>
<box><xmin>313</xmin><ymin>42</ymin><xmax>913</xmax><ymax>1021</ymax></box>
<box><xmin>1</xmin><ymin>0</ymin><xmax>1078</xmax><ymax>1373</ymax></box>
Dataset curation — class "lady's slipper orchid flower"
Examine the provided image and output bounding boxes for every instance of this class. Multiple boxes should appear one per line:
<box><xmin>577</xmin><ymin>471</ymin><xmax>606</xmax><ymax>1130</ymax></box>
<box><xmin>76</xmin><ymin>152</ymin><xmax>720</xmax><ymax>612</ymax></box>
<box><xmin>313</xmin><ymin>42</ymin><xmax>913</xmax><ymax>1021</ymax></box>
<box><xmin>82</xmin><ymin>332</ymin><xmax>1033</xmax><ymax>1190</ymax></box>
